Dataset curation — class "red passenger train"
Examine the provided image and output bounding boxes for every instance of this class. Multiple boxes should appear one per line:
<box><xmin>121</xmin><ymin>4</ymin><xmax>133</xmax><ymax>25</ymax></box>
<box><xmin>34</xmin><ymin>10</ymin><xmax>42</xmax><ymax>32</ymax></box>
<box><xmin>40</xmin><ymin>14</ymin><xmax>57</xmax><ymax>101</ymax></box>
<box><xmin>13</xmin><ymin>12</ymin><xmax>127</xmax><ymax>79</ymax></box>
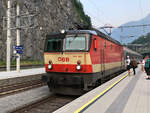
<box><xmin>42</xmin><ymin>29</ymin><xmax>141</xmax><ymax>95</ymax></box>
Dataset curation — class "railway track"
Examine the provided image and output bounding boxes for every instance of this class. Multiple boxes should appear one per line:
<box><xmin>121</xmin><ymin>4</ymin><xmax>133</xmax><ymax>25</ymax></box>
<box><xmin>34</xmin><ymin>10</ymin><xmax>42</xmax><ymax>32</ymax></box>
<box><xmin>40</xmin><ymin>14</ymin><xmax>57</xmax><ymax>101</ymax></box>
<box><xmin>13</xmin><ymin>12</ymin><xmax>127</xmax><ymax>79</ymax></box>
<box><xmin>0</xmin><ymin>80</ymin><xmax>46</xmax><ymax>97</ymax></box>
<box><xmin>9</xmin><ymin>94</ymin><xmax>77</xmax><ymax>113</ymax></box>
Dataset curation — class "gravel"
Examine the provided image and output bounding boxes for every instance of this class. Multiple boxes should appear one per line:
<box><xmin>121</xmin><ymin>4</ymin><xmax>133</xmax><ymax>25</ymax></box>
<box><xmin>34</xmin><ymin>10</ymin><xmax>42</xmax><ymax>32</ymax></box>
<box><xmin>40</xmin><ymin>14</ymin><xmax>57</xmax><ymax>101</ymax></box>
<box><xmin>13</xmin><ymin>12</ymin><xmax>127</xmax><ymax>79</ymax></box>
<box><xmin>0</xmin><ymin>86</ymin><xmax>50</xmax><ymax>113</ymax></box>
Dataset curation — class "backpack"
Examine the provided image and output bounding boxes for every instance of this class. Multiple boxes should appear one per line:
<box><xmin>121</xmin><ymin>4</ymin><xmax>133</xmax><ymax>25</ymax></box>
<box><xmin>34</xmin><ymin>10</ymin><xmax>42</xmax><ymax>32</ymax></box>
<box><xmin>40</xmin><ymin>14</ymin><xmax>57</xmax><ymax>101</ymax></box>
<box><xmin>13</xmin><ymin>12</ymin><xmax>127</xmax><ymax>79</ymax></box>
<box><xmin>145</xmin><ymin>59</ymin><xmax>150</xmax><ymax>68</ymax></box>
<box><xmin>130</xmin><ymin>60</ymin><xmax>137</xmax><ymax>68</ymax></box>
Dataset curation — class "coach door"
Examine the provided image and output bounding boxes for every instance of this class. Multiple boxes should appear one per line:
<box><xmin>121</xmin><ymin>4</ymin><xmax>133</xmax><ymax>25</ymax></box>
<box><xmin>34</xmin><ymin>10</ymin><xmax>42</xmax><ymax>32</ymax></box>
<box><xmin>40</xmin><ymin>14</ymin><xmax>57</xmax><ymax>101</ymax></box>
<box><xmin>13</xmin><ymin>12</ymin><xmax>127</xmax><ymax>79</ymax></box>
<box><xmin>101</xmin><ymin>49</ymin><xmax>105</xmax><ymax>75</ymax></box>
<box><xmin>121</xmin><ymin>51</ymin><xmax>123</xmax><ymax>69</ymax></box>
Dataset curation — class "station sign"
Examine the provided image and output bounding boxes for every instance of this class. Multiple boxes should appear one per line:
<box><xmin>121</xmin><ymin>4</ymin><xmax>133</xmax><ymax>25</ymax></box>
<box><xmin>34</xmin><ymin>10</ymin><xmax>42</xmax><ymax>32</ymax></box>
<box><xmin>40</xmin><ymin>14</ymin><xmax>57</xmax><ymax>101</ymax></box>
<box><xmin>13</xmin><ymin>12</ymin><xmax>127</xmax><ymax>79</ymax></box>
<box><xmin>14</xmin><ymin>45</ymin><xmax>24</xmax><ymax>50</ymax></box>
<box><xmin>16</xmin><ymin>50</ymin><xmax>23</xmax><ymax>54</ymax></box>
<box><xmin>13</xmin><ymin>45</ymin><xmax>24</xmax><ymax>54</ymax></box>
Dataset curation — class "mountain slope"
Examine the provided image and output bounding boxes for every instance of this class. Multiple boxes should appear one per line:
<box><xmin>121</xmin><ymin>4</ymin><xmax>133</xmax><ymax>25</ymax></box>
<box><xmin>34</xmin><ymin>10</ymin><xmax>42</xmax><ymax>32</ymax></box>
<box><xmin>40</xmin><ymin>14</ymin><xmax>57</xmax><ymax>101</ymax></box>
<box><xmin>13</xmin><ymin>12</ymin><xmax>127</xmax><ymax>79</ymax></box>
<box><xmin>111</xmin><ymin>13</ymin><xmax>150</xmax><ymax>44</ymax></box>
<box><xmin>132</xmin><ymin>33</ymin><xmax>150</xmax><ymax>44</ymax></box>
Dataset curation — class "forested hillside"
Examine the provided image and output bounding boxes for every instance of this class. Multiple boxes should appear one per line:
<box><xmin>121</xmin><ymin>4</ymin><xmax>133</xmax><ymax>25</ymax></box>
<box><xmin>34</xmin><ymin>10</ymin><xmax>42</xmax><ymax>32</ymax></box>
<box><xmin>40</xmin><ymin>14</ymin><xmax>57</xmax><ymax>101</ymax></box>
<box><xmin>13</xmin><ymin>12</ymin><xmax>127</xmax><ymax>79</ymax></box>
<box><xmin>132</xmin><ymin>33</ymin><xmax>150</xmax><ymax>44</ymax></box>
<box><xmin>126</xmin><ymin>33</ymin><xmax>150</xmax><ymax>55</ymax></box>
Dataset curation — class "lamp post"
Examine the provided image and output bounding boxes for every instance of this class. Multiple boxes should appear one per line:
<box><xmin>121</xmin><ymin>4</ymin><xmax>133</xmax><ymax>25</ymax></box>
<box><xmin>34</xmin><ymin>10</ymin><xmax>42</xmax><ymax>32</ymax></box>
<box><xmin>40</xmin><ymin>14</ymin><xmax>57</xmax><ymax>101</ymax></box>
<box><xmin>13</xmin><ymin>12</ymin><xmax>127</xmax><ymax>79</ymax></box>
<box><xmin>16</xmin><ymin>2</ymin><xmax>21</xmax><ymax>72</ymax></box>
<box><xmin>6</xmin><ymin>0</ymin><xmax>11</xmax><ymax>71</ymax></box>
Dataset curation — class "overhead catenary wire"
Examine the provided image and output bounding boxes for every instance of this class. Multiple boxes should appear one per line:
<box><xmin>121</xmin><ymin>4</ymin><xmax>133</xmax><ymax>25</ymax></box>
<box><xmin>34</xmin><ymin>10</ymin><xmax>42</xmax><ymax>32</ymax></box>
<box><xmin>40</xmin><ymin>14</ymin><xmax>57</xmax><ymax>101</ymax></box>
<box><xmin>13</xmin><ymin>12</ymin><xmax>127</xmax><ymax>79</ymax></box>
<box><xmin>83</xmin><ymin>0</ymin><xmax>115</xmax><ymax>35</ymax></box>
<box><xmin>81</xmin><ymin>0</ymin><xmax>110</xmax><ymax>27</ymax></box>
<box><xmin>85</xmin><ymin>10</ymin><xmax>105</xmax><ymax>26</ymax></box>
<box><xmin>139</xmin><ymin>0</ymin><xmax>144</xmax><ymax>22</ymax></box>
<box><xmin>138</xmin><ymin>0</ymin><xmax>146</xmax><ymax>37</ymax></box>
<box><xmin>81</xmin><ymin>0</ymin><xmax>150</xmax><ymax>30</ymax></box>
<box><xmin>87</xmin><ymin>0</ymin><xmax>113</xmax><ymax>26</ymax></box>
<box><xmin>99</xmin><ymin>24</ymin><xmax>150</xmax><ymax>29</ymax></box>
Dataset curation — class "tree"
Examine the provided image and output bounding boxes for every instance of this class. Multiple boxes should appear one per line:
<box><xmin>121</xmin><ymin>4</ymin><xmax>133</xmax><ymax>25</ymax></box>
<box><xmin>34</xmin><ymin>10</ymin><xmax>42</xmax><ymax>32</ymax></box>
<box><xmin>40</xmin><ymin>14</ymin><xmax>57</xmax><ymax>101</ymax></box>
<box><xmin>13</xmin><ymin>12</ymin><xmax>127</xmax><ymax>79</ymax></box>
<box><xmin>72</xmin><ymin>0</ymin><xmax>92</xmax><ymax>29</ymax></box>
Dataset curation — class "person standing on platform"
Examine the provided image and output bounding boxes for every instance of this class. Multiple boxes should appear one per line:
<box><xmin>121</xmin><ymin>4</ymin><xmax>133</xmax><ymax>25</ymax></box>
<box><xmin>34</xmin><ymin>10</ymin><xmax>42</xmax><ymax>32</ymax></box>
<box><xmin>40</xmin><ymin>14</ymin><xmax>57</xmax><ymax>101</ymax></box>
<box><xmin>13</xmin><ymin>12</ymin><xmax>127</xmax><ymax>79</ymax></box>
<box><xmin>126</xmin><ymin>56</ymin><xmax>131</xmax><ymax>75</ymax></box>
<box><xmin>141</xmin><ymin>57</ymin><xmax>146</xmax><ymax>72</ymax></box>
<box><xmin>130</xmin><ymin>57</ymin><xmax>138</xmax><ymax>75</ymax></box>
<box><xmin>144</xmin><ymin>56</ymin><xmax>150</xmax><ymax>79</ymax></box>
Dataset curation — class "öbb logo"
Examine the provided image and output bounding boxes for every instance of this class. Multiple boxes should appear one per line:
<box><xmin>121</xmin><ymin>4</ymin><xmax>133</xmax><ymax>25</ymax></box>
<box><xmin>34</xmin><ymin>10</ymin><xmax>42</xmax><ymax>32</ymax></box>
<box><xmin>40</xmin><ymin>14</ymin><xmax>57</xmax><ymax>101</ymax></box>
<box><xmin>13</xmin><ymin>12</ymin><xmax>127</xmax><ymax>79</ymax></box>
<box><xmin>58</xmin><ymin>57</ymin><xmax>69</xmax><ymax>62</ymax></box>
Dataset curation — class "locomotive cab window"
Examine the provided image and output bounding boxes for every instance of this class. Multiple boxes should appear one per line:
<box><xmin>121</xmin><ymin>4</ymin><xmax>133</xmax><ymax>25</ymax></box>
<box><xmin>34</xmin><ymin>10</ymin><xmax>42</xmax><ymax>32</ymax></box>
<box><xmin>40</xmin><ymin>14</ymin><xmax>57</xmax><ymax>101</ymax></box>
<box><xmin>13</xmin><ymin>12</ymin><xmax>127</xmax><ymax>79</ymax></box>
<box><xmin>64</xmin><ymin>35</ymin><xmax>89</xmax><ymax>51</ymax></box>
<box><xmin>45</xmin><ymin>38</ymin><xmax>62</xmax><ymax>52</ymax></box>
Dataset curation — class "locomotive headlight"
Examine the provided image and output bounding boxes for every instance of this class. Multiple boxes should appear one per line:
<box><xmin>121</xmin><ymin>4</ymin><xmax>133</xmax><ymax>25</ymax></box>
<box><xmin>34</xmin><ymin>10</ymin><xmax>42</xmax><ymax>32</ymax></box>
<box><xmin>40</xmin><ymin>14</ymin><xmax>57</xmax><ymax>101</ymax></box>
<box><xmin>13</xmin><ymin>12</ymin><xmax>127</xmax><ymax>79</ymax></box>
<box><xmin>48</xmin><ymin>60</ymin><xmax>53</xmax><ymax>70</ymax></box>
<box><xmin>48</xmin><ymin>64</ymin><xmax>53</xmax><ymax>69</ymax></box>
<box><xmin>76</xmin><ymin>65</ymin><xmax>81</xmax><ymax>70</ymax></box>
<box><xmin>76</xmin><ymin>60</ymin><xmax>81</xmax><ymax>71</ymax></box>
<box><xmin>61</xmin><ymin>29</ymin><xmax>65</xmax><ymax>34</ymax></box>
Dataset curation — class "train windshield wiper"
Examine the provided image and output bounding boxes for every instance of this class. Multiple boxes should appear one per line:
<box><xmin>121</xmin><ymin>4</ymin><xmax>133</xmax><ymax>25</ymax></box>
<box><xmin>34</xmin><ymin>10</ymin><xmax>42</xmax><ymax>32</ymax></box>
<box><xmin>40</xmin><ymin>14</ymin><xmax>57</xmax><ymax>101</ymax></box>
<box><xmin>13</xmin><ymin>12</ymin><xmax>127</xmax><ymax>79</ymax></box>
<box><xmin>65</xmin><ymin>36</ymin><xmax>86</xmax><ymax>51</ymax></box>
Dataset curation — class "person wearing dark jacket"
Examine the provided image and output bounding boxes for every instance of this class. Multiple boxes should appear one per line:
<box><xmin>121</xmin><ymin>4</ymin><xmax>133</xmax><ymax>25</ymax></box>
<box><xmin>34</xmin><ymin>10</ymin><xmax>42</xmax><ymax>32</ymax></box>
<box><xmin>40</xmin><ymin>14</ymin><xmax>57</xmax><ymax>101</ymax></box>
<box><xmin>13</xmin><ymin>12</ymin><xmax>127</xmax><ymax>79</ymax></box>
<box><xmin>144</xmin><ymin>56</ymin><xmax>150</xmax><ymax>79</ymax></box>
<box><xmin>130</xmin><ymin>57</ymin><xmax>138</xmax><ymax>75</ymax></box>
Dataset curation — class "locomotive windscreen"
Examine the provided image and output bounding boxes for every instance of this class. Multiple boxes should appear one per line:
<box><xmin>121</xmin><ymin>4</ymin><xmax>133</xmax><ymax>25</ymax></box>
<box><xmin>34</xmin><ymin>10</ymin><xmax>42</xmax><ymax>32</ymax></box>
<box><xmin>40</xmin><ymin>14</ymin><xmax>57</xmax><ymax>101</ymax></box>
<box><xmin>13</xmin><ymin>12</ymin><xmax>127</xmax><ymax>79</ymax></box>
<box><xmin>65</xmin><ymin>36</ymin><xmax>86</xmax><ymax>51</ymax></box>
<box><xmin>45</xmin><ymin>33</ymin><xmax>90</xmax><ymax>52</ymax></box>
<box><xmin>45</xmin><ymin>38</ymin><xmax>63</xmax><ymax>52</ymax></box>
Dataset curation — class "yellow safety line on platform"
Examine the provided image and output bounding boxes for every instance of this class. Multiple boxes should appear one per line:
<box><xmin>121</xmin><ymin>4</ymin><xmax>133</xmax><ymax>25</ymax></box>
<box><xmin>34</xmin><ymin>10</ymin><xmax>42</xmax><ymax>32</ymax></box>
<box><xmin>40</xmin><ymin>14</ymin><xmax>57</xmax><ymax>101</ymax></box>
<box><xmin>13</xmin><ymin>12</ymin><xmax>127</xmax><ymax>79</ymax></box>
<box><xmin>74</xmin><ymin>72</ymin><xmax>128</xmax><ymax>113</ymax></box>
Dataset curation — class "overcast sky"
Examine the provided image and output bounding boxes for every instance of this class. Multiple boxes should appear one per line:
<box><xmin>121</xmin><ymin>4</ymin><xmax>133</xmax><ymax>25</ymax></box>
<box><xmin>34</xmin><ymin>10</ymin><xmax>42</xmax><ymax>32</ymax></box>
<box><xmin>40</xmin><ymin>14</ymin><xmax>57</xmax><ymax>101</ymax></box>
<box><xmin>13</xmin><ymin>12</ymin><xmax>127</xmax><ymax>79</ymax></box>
<box><xmin>80</xmin><ymin>0</ymin><xmax>150</xmax><ymax>28</ymax></box>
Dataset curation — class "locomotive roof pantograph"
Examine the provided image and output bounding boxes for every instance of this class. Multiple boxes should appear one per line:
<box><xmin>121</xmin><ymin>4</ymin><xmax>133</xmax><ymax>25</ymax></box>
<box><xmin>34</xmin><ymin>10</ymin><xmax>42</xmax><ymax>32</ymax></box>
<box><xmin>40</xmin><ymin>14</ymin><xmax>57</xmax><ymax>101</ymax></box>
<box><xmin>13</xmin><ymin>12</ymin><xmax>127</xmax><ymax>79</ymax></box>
<box><xmin>46</xmin><ymin>29</ymin><xmax>121</xmax><ymax>45</ymax></box>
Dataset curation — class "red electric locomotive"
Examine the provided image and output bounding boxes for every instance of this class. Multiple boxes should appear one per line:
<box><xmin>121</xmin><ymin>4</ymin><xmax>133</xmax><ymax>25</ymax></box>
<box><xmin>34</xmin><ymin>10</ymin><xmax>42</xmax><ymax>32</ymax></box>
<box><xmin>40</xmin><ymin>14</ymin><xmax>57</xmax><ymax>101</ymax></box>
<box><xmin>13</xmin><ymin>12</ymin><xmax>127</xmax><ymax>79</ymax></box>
<box><xmin>42</xmin><ymin>29</ymin><xmax>125</xmax><ymax>95</ymax></box>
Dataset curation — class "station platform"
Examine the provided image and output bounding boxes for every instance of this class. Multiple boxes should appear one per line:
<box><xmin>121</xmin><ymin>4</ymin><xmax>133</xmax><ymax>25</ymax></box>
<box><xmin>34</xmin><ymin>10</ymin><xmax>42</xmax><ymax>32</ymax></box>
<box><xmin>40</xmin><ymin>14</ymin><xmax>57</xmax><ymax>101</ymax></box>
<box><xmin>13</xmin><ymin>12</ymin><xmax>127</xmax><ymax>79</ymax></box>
<box><xmin>0</xmin><ymin>68</ymin><xmax>45</xmax><ymax>86</ymax></box>
<box><xmin>54</xmin><ymin>66</ymin><xmax>150</xmax><ymax>113</ymax></box>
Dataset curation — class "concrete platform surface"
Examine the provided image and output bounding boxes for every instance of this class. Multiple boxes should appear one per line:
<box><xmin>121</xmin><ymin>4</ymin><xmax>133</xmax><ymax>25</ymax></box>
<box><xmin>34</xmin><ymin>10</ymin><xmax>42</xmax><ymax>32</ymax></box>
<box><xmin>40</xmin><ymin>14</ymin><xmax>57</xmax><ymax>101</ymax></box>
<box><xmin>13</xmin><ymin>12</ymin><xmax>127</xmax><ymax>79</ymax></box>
<box><xmin>0</xmin><ymin>68</ymin><xmax>45</xmax><ymax>80</ymax></box>
<box><xmin>0</xmin><ymin>68</ymin><xmax>45</xmax><ymax>86</ymax></box>
<box><xmin>54</xmin><ymin>66</ymin><xmax>150</xmax><ymax>113</ymax></box>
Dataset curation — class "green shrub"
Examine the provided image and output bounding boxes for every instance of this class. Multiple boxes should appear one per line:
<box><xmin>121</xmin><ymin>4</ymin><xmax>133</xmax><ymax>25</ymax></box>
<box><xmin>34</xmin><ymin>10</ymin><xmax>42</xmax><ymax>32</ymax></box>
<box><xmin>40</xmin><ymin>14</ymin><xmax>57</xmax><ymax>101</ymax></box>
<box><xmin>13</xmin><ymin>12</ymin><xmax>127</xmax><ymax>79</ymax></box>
<box><xmin>0</xmin><ymin>60</ymin><xmax>44</xmax><ymax>66</ymax></box>
<box><xmin>72</xmin><ymin>0</ymin><xmax>92</xmax><ymax>29</ymax></box>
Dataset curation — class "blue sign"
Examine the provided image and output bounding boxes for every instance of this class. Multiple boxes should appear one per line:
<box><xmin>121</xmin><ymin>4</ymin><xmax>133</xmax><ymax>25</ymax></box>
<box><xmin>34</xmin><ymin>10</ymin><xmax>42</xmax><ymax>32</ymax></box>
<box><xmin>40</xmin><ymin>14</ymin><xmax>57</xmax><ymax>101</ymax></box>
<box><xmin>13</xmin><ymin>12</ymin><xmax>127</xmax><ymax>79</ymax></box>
<box><xmin>16</xmin><ymin>56</ymin><xmax>19</xmax><ymax>58</ymax></box>
<box><xmin>16</xmin><ymin>50</ymin><xmax>23</xmax><ymax>54</ymax></box>
<box><xmin>15</xmin><ymin>45</ymin><xmax>24</xmax><ymax>50</ymax></box>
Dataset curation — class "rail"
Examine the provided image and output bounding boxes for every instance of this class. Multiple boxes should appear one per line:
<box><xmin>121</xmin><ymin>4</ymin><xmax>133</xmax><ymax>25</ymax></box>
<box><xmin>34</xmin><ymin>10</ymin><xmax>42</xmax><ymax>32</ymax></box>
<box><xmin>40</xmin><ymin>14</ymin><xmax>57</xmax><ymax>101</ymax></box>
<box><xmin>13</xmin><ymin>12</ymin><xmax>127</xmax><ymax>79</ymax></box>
<box><xmin>0</xmin><ymin>80</ymin><xmax>45</xmax><ymax>97</ymax></box>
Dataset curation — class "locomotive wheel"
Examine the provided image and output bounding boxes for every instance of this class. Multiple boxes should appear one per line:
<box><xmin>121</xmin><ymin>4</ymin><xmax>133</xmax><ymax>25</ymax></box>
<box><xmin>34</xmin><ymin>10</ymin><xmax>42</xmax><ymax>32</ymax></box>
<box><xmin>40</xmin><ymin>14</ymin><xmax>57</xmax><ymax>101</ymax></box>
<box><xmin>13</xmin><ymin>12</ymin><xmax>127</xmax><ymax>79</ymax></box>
<box><xmin>95</xmin><ymin>79</ymin><xmax>101</xmax><ymax>87</ymax></box>
<box><xmin>47</xmin><ymin>82</ymin><xmax>52</xmax><ymax>91</ymax></box>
